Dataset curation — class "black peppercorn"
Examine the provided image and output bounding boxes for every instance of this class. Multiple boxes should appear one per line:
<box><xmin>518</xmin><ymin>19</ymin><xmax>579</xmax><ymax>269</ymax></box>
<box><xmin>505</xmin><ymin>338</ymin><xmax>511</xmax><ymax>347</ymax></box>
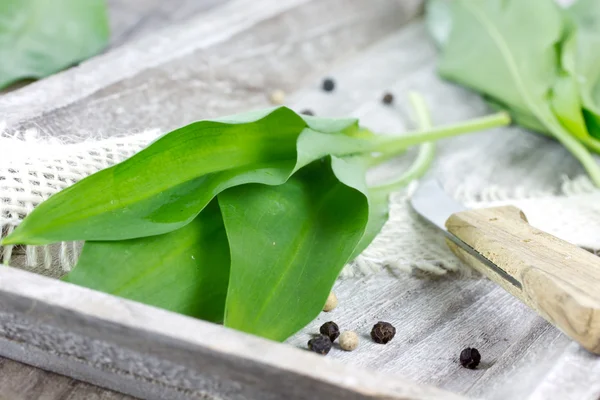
<box><xmin>322</xmin><ymin>78</ymin><xmax>335</xmax><ymax>92</ymax></box>
<box><xmin>319</xmin><ymin>321</ymin><xmax>340</xmax><ymax>342</ymax></box>
<box><xmin>370</xmin><ymin>321</ymin><xmax>396</xmax><ymax>344</ymax></box>
<box><xmin>308</xmin><ymin>335</ymin><xmax>332</xmax><ymax>355</ymax></box>
<box><xmin>301</xmin><ymin>109</ymin><xmax>315</xmax><ymax>116</ymax></box>
<box><xmin>382</xmin><ymin>92</ymin><xmax>394</xmax><ymax>105</ymax></box>
<box><xmin>459</xmin><ymin>347</ymin><xmax>481</xmax><ymax>369</ymax></box>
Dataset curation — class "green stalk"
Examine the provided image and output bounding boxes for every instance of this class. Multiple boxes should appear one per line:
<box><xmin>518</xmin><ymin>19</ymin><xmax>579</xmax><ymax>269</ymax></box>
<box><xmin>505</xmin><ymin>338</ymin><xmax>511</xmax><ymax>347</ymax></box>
<box><xmin>367</xmin><ymin>111</ymin><xmax>510</xmax><ymax>156</ymax></box>
<box><xmin>370</xmin><ymin>92</ymin><xmax>436</xmax><ymax>194</ymax></box>
<box><xmin>365</xmin><ymin>148</ymin><xmax>407</xmax><ymax>167</ymax></box>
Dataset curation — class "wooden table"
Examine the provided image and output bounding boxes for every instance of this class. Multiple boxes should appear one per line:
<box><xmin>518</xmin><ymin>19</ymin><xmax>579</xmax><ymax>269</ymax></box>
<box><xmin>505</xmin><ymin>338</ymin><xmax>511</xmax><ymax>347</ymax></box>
<box><xmin>1</xmin><ymin>0</ymin><xmax>599</xmax><ymax>399</ymax></box>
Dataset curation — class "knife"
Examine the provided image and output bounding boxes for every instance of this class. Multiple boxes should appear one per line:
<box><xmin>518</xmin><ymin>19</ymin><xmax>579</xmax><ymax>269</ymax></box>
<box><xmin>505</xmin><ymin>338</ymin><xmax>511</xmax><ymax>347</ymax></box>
<box><xmin>410</xmin><ymin>179</ymin><xmax>600</xmax><ymax>354</ymax></box>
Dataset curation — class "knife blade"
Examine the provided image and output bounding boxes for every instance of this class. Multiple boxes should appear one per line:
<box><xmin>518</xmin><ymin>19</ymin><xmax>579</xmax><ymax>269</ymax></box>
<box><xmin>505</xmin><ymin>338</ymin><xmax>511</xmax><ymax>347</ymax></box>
<box><xmin>410</xmin><ymin>179</ymin><xmax>600</xmax><ymax>354</ymax></box>
<box><xmin>410</xmin><ymin>180</ymin><xmax>522</xmax><ymax>289</ymax></box>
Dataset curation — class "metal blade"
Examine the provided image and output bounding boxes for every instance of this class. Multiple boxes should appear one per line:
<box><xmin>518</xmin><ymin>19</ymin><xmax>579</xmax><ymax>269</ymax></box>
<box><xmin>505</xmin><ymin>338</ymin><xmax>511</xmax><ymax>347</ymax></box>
<box><xmin>409</xmin><ymin>179</ymin><xmax>466</xmax><ymax>231</ymax></box>
<box><xmin>410</xmin><ymin>179</ymin><xmax>522</xmax><ymax>289</ymax></box>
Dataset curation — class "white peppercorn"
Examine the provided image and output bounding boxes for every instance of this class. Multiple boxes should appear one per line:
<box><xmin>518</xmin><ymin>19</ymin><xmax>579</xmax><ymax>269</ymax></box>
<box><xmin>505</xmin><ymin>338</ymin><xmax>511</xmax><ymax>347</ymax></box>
<box><xmin>269</xmin><ymin>89</ymin><xmax>286</xmax><ymax>105</ymax></box>
<box><xmin>339</xmin><ymin>331</ymin><xmax>359</xmax><ymax>351</ymax></box>
<box><xmin>323</xmin><ymin>291</ymin><xmax>338</xmax><ymax>312</ymax></box>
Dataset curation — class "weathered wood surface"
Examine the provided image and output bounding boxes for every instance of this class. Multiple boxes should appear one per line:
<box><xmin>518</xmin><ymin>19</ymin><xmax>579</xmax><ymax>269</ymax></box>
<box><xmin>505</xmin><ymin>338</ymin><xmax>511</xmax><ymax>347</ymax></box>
<box><xmin>286</xmin><ymin>21</ymin><xmax>600</xmax><ymax>400</ymax></box>
<box><xmin>1</xmin><ymin>0</ymin><xmax>600</xmax><ymax>399</ymax></box>
<box><xmin>290</xmin><ymin>270</ymin><xmax>600</xmax><ymax>400</ymax></box>
<box><xmin>0</xmin><ymin>0</ymin><xmax>421</xmax><ymax>141</ymax></box>
<box><xmin>0</xmin><ymin>357</ymin><xmax>135</xmax><ymax>400</ymax></box>
<box><xmin>106</xmin><ymin>0</ymin><xmax>226</xmax><ymax>50</ymax></box>
<box><xmin>0</xmin><ymin>0</ymin><xmax>428</xmax><ymax>399</ymax></box>
<box><xmin>0</xmin><ymin>0</ymin><xmax>225</xmax><ymax>95</ymax></box>
<box><xmin>0</xmin><ymin>265</ymin><xmax>462</xmax><ymax>400</ymax></box>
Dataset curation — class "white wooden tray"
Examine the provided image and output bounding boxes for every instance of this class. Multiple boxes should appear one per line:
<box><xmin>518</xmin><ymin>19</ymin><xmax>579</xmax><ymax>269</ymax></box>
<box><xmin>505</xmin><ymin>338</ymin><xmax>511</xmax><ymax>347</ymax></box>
<box><xmin>1</xmin><ymin>0</ymin><xmax>599</xmax><ymax>399</ymax></box>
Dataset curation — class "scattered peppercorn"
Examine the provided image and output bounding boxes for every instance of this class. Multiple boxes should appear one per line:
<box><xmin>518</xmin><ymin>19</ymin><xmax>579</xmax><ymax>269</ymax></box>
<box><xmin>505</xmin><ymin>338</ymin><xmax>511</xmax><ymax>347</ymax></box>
<box><xmin>269</xmin><ymin>89</ymin><xmax>286</xmax><ymax>105</ymax></box>
<box><xmin>322</xmin><ymin>78</ymin><xmax>335</xmax><ymax>92</ymax></box>
<box><xmin>323</xmin><ymin>291</ymin><xmax>338</xmax><ymax>312</ymax></box>
<box><xmin>459</xmin><ymin>347</ymin><xmax>481</xmax><ymax>369</ymax></box>
<box><xmin>339</xmin><ymin>331</ymin><xmax>359</xmax><ymax>351</ymax></box>
<box><xmin>300</xmin><ymin>109</ymin><xmax>315</xmax><ymax>116</ymax></box>
<box><xmin>370</xmin><ymin>321</ymin><xmax>396</xmax><ymax>344</ymax></box>
<box><xmin>308</xmin><ymin>335</ymin><xmax>332</xmax><ymax>355</ymax></box>
<box><xmin>382</xmin><ymin>92</ymin><xmax>394</xmax><ymax>105</ymax></box>
<box><xmin>319</xmin><ymin>321</ymin><xmax>340</xmax><ymax>342</ymax></box>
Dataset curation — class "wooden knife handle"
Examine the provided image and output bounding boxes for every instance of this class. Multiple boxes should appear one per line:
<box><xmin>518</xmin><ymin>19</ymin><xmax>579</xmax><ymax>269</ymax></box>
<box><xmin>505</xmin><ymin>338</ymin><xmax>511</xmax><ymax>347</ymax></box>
<box><xmin>445</xmin><ymin>206</ymin><xmax>600</xmax><ymax>354</ymax></box>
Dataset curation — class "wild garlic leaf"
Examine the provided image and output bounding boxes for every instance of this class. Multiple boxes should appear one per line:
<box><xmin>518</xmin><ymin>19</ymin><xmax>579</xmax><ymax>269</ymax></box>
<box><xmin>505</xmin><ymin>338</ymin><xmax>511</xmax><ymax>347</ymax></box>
<box><xmin>564</xmin><ymin>0</ymin><xmax>600</xmax><ymax>139</ymax></box>
<box><xmin>438</xmin><ymin>0</ymin><xmax>600</xmax><ymax>185</ymax></box>
<box><xmin>439</xmin><ymin>0</ymin><xmax>563</xmax><ymax>113</ymax></box>
<box><xmin>5</xmin><ymin>107</ymin><xmax>375</xmax><ymax>245</ymax></box>
<box><xmin>483</xmin><ymin>96</ymin><xmax>548</xmax><ymax>135</ymax></box>
<box><xmin>62</xmin><ymin>200</ymin><xmax>230</xmax><ymax>323</ymax></box>
<box><xmin>550</xmin><ymin>74</ymin><xmax>590</xmax><ymax>141</ymax></box>
<box><xmin>0</xmin><ymin>0</ymin><xmax>109</xmax><ymax>89</ymax></box>
<box><xmin>220</xmin><ymin>157</ymin><xmax>373</xmax><ymax>341</ymax></box>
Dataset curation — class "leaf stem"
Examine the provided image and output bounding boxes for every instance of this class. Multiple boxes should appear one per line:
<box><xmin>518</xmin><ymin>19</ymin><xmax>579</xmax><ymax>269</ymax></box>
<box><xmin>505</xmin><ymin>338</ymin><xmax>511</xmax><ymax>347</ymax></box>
<box><xmin>367</xmin><ymin>111</ymin><xmax>510</xmax><ymax>155</ymax></box>
<box><xmin>370</xmin><ymin>92</ymin><xmax>436</xmax><ymax>193</ymax></box>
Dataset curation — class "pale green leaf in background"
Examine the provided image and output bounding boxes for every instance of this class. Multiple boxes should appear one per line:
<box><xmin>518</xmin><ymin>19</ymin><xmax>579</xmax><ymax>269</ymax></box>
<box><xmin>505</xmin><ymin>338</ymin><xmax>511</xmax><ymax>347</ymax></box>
<box><xmin>0</xmin><ymin>0</ymin><xmax>110</xmax><ymax>89</ymax></box>
<box><xmin>437</xmin><ymin>0</ymin><xmax>600</xmax><ymax>185</ymax></box>
<box><xmin>550</xmin><ymin>73</ymin><xmax>590</xmax><ymax>142</ymax></box>
<box><xmin>564</xmin><ymin>0</ymin><xmax>600</xmax><ymax>139</ymax></box>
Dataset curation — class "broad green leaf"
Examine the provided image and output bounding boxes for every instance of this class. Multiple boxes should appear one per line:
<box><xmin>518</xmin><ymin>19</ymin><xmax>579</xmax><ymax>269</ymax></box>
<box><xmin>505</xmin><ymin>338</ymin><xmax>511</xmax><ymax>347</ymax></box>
<box><xmin>62</xmin><ymin>200</ymin><xmax>230</xmax><ymax>322</ymax></box>
<box><xmin>564</xmin><ymin>0</ymin><xmax>600</xmax><ymax>139</ymax></box>
<box><xmin>438</xmin><ymin>0</ymin><xmax>600</xmax><ymax>185</ymax></box>
<box><xmin>0</xmin><ymin>0</ymin><xmax>109</xmax><ymax>89</ymax></box>
<box><xmin>439</xmin><ymin>0</ymin><xmax>563</xmax><ymax>113</ymax></box>
<box><xmin>5</xmin><ymin>107</ymin><xmax>374</xmax><ymax>245</ymax></box>
<box><xmin>220</xmin><ymin>157</ymin><xmax>372</xmax><ymax>341</ymax></box>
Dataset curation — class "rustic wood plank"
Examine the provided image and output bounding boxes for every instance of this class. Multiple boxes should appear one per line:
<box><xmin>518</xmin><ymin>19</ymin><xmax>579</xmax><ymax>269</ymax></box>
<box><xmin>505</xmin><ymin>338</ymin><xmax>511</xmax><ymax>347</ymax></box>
<box><xmin>0</xmin><ymin>1</ymin><xmax>434</xmax><ymax>399</ymax></box>
<box><xmin>288</xmin><ymin>270</ymin><xmax>600</xmax><ymax>400</ymax></box>
<box><xmin>2</xmin><ymin>2</ymin><xmax>599</xmax><ymax>399</ymax></box>
<box><xmin>0</xmin><ymin>357</ymin><xmax>136</xmax><ymax>400</ymax></box>
<box><xmin>106</xmin><ymin>0</ymin><xmax>226</xmax><ymax>50</ymax></box>
<box><xmin>281</xmin><ymin>19</ymin><xmax>600</xmax><ymax>400</ymax></box>
<box><xmin>0</xmin><ymin>0</ymin><xmax>422</xmax><ymax>141</ymax></box>
<box><xmin>0</xmin><ymin>265</ymin><xmax>462</xmax><ymax>400</ymax></box>
<box><xmin>0</xmin><ymin>0</ymin><xmax>224</xmax><ymax>95</ymax></box>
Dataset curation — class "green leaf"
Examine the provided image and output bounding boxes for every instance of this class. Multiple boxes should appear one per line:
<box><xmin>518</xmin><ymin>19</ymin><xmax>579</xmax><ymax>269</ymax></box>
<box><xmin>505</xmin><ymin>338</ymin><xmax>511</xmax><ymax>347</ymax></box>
<box><xmin>438</xmin><ymin>0</ymin><xmax>600</xmax><ymax>186</ymax></box>
<box><xmin>564</xmin><ymin>0</ymin><xmax>600</xmax><ymax>139</ymax></box>
<box><xmin>0</xmin><ymin>0</ymin><xmax>110</xmax><ymax>89</ymax></box>
<box><xmin>62</xmin><ymin>200</ymin><xmax>230</xmax><ymax>322</ymax></box>
<box><xmin>439</xmin><ymin>0</ymin><xmax>563</xmax><ymax>113</ymax></box>
<box><xmin>483</xmin><ymin>95</ymin><xmax>549</xmax><ymax>135</ymax></box>
<box><xmin>5</xmin><ymin>107</ymin><xmax>370</xmax><ymax>245</ymax></box>
<box><xmin>550</xmin><ymin>74</ymin><xmax>590</xmax><ymax>141</ymax></box>
<box><xmin>219</xmin><ymin>157</ymin><xmax>372</xmax><ymax>341</ymax></box>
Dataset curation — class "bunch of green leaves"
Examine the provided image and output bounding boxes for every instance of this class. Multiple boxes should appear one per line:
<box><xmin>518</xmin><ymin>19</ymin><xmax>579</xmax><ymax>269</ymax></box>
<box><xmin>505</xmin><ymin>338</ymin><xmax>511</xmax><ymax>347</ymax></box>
<box><xmin>426</xmin><ymin>0</ymin><xmax>600</xmax><ymax>186</ymax></box>
<box><xmin>2</xmin><ymin>97</ymin><xmax>509</xmax><ymax>341</ymax></box>
<box><xmin>0</xmin><ymin>0</ymin><xmax>109</xmax><ymax>89</ymax></box>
